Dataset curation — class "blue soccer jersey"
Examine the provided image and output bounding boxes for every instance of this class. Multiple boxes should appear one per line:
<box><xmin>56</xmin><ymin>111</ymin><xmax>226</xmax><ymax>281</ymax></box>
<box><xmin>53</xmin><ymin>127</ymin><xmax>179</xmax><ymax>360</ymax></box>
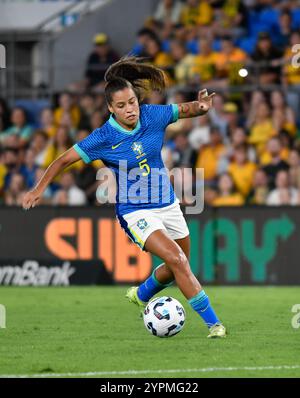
<box><xmin>73</xmin><ymin>104</ymin><xmax>179</xmax><ymax>216</ymax></box>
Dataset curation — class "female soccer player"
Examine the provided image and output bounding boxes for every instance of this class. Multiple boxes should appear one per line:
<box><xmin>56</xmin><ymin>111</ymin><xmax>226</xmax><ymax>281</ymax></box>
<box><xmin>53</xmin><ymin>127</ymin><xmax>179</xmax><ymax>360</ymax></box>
<box><xmin>23</xmin><ymin>57</ymin><xmax>226</xmax><ymax>338</ymax></box>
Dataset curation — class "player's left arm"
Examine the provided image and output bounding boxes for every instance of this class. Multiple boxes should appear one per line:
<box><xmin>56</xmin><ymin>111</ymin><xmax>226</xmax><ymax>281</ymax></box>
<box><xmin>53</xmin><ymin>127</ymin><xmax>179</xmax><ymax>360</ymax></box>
<box><xmin>177</xmin><ymin>89</ymin><xmax>215</xmax><ymax>119</ymax></box>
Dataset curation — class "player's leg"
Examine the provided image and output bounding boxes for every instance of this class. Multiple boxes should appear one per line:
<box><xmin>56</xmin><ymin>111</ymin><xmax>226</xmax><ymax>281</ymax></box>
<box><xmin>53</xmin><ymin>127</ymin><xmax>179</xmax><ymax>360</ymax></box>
<box><xmin>144</xmin><ymin>230</ymin><xmax>226</xmax><ymax>338</ymax></box>
<box><xmin>124</xmin><ymin>206</ymin><xmax>190</xmax><ymax>308</ymax></box>
<box><xmin>155</xmin><ymin>236</ymin><xmax>190</xmax><ymax>280</ymax></box>
<box><xmin>151</xmin><ymin>235</ymin><xmax>190</xmax><ymax>285</ymax></box>
<box><xmin>145</xmin><ymin>230</ymin><xmax>200</xmax><ymax>298</ymax></box>
<box><xmin>120</xmin><ymin>210</ymin><xmax>172</xmax><ymax>313</ymax></box>
<box><xmin>132</xmin><ymin>236</ymin><xmax>188</xmax><ymax>308</ymax></box>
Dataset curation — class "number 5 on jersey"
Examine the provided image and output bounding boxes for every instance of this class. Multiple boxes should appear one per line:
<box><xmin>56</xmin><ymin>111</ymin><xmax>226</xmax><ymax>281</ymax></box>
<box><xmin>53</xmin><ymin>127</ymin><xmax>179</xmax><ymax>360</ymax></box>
<box><xmin>139</xmin><ymin>159</ymin><xmax>150</xmax><ymax>176</ymax></box>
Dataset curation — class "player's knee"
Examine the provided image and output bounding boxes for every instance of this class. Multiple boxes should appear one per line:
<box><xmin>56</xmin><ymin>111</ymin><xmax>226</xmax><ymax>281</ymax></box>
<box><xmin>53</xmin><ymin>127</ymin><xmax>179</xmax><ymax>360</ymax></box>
<box><xmin>164</xmin><ymin>249</ymin><xmax>188</xmax><ymax>272</ymax></box>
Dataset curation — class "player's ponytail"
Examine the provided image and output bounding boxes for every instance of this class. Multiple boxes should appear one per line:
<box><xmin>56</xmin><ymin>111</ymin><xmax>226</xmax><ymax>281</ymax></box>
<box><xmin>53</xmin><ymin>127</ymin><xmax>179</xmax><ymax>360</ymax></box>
<box><xmin>104</xmin><ymin>56</ymin><xmax>165</xmax><ymax>104</ymax></box>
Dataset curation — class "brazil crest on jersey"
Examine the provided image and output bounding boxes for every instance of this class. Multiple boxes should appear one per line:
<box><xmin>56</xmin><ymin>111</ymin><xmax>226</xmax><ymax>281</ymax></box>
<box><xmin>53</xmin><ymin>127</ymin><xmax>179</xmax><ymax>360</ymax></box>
<box><xmin>73</xmin><ymin>104</ymin><xmax>179</xmax><ymax>216</ymax></box>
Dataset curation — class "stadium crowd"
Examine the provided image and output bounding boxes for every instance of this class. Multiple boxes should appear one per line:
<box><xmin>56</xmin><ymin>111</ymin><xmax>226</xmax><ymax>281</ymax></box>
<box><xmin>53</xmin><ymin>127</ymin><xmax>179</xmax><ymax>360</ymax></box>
<box><xmin>1</xmin><ymin>0</ymin><xmax>300</xmax><ymax>207</ymax></box>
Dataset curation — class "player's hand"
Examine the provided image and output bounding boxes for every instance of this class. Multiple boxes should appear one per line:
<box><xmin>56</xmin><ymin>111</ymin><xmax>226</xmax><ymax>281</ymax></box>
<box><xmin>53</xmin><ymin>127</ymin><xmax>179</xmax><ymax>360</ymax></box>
<box><xmin>197</xmin><ymin>89</ymin><xmax>215</xmax><ymax>114</ymax></box>
<box><xmin>22</xmin><ymin>189</ymin><xmax>41</xmax><ymax>210</ymax></box>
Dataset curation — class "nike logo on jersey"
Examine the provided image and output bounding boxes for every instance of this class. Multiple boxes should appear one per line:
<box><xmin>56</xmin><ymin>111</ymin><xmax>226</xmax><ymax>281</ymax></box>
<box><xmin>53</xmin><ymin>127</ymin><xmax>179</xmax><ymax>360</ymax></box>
<box><xmin>112</xmin><ymin>142</ymin><xmax>124</xmax><ymax>150</ymax></box>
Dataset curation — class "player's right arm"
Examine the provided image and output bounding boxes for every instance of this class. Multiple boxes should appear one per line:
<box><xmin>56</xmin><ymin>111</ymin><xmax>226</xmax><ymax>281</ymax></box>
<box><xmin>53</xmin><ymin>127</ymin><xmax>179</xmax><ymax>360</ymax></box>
<box><xmin>22</xmin><ymin>147</ymin><xmax>81</xmax><ymax>210</ymax></box>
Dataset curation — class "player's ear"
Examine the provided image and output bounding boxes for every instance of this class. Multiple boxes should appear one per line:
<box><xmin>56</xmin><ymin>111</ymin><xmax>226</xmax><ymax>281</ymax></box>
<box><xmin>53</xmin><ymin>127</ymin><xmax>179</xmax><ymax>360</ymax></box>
<box><xmin>108</xmin><ymin>104</ymin><xmax>113</xmax><ymax>114</ymax></box>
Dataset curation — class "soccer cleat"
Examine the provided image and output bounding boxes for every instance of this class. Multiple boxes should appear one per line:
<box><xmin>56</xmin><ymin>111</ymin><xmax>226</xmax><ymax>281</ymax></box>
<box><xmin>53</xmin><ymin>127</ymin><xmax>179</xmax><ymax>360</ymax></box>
<box><xmin>207</xmin><ymin>323</ymin><xmax>227</xmax><ymax>338</ymax></box>
<box><xmin>125</xmin><ymin>286</ymin><xmax>147</xmax><ymax>317</ymax></box>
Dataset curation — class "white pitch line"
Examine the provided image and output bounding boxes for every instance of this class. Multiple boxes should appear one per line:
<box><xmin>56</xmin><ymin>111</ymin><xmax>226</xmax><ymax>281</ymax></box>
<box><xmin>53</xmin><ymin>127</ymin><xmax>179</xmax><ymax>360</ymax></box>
<box><xmin>0</xmin><ymin>365</ymin><xmax>300</xmax><ymax>378</ymax></box>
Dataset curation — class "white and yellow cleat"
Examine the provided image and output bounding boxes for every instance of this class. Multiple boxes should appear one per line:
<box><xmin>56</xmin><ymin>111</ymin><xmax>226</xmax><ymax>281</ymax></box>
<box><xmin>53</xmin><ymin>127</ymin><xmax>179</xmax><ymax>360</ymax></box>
<box><xmin>125</xmin><ymin>286</ymin><xmax>147</xmax><ymax>317</ymax></box>
<box><xmin>207</xmin><ymin>323</ymin><xmax>227</xmax><ymax>339</ymax></box>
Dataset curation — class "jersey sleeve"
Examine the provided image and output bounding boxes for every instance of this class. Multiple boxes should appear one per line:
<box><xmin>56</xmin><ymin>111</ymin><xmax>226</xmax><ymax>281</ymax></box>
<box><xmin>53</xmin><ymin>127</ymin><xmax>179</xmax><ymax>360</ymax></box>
<box><xmin>73</xmin><ymin>128</ymin><xmax>104</xmax><ymax>163</ymax></box>
<box><xmin>143</xmin><ymin>104</ymin><xmax>179</xmax><ymax>129</ymax></box>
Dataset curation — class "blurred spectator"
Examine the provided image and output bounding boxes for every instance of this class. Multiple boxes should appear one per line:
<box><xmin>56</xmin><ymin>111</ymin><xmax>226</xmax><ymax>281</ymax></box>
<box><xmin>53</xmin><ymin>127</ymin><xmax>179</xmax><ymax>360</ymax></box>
<box><xmin>248</xmin><ymin>102</ymin><xmax>276</xmax><ymax>155</ymax></box>
<box><xmin>90</xmin><ymin>111</ymin><xmax>105</xmax><ymax>131</ymax></box>
<box><xmin>75</xmin><ymin>163</ymin><xmax>99</xmax><ymax>205</ymax></box>
<box><xmin>74</xmin><ymin>129</ymin><xmax>103</xmax><ymax>204</ymax></box>
<box><xmin>131</xmin><ymin>28</ymin><xmax>158</xmax><ymax>57</ymax></box>
<box><xmin>248</xmin><ymin>169</ymin><xmax>269</xmax><ymax>205</ymax></box>
<box><xmin>43</xmin><ymin>125</ymin><xmax>73</xmax><ymax>170</ymax></box>
<box><xmin>229</xmin><ymin>127</ymin><xmax>256</xmax><ymax>162</ymax></box>
<box><xmin>4</xmin><ymin>173</ymin><xmax>26</xmax><ymax>206</ymax></box>
<box><xmin>0</xmin><ymin>108</ymin><xmax>33</xmax><ymax>146</ymax></box>
<box><xmin>85</xmin><ymin>33</ymin><xmax>119</xmax><ymax>88</ymax></box>
<box><xmin>266</xmin><ymin>170</ymin><xmax>298</xmax><ymax>205</ymax></box>
<box><xmin>144</xmin><ymin>36</ymin><xmax>174</xmax><ymax>75</ymax></box>
<box><xmin>263</xmin><ymin>137</ymin><xmax>290</xmax><ymax>189</ymax></box>
<box><xmin>245</xmin><ymin>90</ymin><xmax>267</xmax><ymax>130</ymax></box>
<box><xmin>154</xmin><ymin>0</ymin><xmax>183</xmax><ymax>25</ymax></box>
<box><xmin>54</xmin><ymin>92</ymin><xmax>81</xmax><ymax>130</ymax></box>
<box><xmin>2</xmin><ymin>148</ymin><xmax>23</xmax><ymax>190</ymax></box>
<box><xmin>213</xmin><ymin>0</ymin><xmax>248</xmax><ymax>38</ymax></box>
<box><xmin>208</xmin><ymin>93</ymin><xmax>228</xmax><ymax>137</ymax></box>
<box><xmin>171</xmin><ymin>133</ymin><xmax>194</xmax><ymax>167</ymax></box>
<box><xmin>223</xmin><ymin>102</ymin><xmax>241</xmax><ymax>137</ymax></box>
<box><xmin>39</xmin><ymin>108</ymin><xmax>56</xmax><ymax>138</ymax></box>
<box><xmin>192</xmin><ymin>38</ymin><xmax>218</xmax><ymax>84</ymax></box>
<box><xmin>195</xmin><ymin>127</ymin><xmax>226</xmax><ymax>185</ymax></box>
<box><xmin>78</xmin><ymin>93</ymin><xmax>97</xmax><ymax>130</ymax></box>
<box><xmin>180</xmin><ymin>0</ymin><xmax>213</xmax><ymax>28</ymax></box>
<box><xmin>259</xmin><ymin>134</ymin><xmax>289</xmax><ymax>166</ymax></box>
<box><xmin>188</xmin><ymin>113</ymin><xmax>210</xmax><ymax>151</ymax></box>
<box><xmin>53</xmin><ymin>171</ymin><xmax>87</xmax><ymax>206</ymax></box>
<box><xmin>251</xmin><ymin>32</ymin><xmax>283</xmax><ymax>85</ymax></box>
<box><xmin>270</xmin><ymin>90</ymin><xmax>296</xmax><ymax>137</ymax></box>
<box><xmin>228</xmin><ymin>144</ymin><xmax>257</xmax><ymax>197</ymax></box>
<box><xmin>169</xmin><ymin>39</ymin><xmax>195</xmax><ymax>84</ymax></box>
<box><xmin>30</xmin><ymin>130</ymin><xmax>49</xmax><ymax>167</ymax></box>
<box><xmin>288</xmin><ymin>149</ymin><xmax>300</xmax><ymax>189</ymax></box>
<box><xmin>283</xmin><ymin>30</ymin><xmax>300</xmax><ymax>86</ymax></box>
<box><xmin>275</xmin><ymin>8</ymin><xmax>293</xmax><ymax>47</ymax></box>
<box><xmin>172</xmin><ymin>23</ymin><xmax>188</xmax><ymax>43</ymax></box>
<box><xmin>213</xmin><ymin>173</ymin><xmax>245</xmax><ymax>206</ymax></box>
<box><xmin>214</xmin><ymin>36</ymin><xmax>247</xmax><ymax>85</ymax></box>
<box><xmin>22</xmin><ymin>149</ymin><xmax>38</xmax><ymax>189</ymax></box>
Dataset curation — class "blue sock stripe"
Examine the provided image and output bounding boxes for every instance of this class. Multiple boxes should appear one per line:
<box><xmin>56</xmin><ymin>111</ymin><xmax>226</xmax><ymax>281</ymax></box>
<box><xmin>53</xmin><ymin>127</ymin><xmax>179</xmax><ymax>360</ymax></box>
<box><xmin>189</xmin><ymin>290</ymin><xmax>220</xmax><ymax>329</ymax></box>
<box><xmin>188</xmin><ymin>290</ymin><xmax>207</xmax><ymax>306</ymax></box>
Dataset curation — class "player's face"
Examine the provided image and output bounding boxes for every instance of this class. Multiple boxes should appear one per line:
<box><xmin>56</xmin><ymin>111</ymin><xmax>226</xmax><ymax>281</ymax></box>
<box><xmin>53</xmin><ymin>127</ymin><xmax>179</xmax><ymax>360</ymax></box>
<box><xmin>108</xmin><ymin>88</ymin><xmax>140</xmax><ymax>130</ymax></box>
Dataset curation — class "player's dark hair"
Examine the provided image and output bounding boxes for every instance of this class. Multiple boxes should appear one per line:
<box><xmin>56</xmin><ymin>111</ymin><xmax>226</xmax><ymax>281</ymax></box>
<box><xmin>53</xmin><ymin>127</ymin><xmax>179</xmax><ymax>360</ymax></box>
<box><xmin>104</xmin><ymin>56</ymin><xmax>165</xmax><ymax>105</ymax></box>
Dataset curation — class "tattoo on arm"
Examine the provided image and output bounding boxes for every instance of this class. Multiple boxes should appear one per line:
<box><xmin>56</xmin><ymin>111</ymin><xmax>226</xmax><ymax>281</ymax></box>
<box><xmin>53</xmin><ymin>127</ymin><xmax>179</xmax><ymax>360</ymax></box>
<box><xmin>178</xmin><ymin>101</ymin><xmax>204</xmax><ymax>119</ymax></box>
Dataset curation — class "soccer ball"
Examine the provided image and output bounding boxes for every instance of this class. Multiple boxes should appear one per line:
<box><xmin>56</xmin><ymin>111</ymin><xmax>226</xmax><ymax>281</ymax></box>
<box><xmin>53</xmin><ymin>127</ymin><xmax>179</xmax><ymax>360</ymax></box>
<box><xmin>143</xmin><ymin>296</ymin><xmax>185</xmax><ymax>337</ymax></box>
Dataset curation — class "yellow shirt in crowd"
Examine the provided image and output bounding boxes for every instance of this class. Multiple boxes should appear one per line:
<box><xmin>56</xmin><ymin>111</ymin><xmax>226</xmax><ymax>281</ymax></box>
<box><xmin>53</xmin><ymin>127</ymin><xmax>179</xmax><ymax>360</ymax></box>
<box><xmin>193</xmin><ymin>52</ymin><xmax>218</xmax><ymax>82</ymax></box>
<box><xmin>215</xmin><ymin>48</ymin><xmax>247</xmax><ymax>77</ymax></box>
<box><xmin>221</xmin><ymin>0</ymin><xmax>243</xmax><ymax>28</ymax></box>
<box><xmin>248</xmin><ymin>119</ymin><xmax>276</xmax><ymax>154</ymax></box>
<box><xmin>259</xmin><ymin>147</ymin><xmax>290</xmax><ymax>166</ymax></box>
<box><xmin>180</xmin><ymin>1</ymin><xmax>213</xmax><ymax>27</ymax></box>
<box><xmin>196</xmin><ymin>144</ymin><xmax>225</xmax><ymax>181</ymax></box>
<box><xmin>228</xmin><ymin>161</ymin><xmax>257</xmax><ymax>197</ymax></box>
<box><xmin>54</xmin><ymin>106</ymin><xmax>81</xmax><ymax>129</ymax></box>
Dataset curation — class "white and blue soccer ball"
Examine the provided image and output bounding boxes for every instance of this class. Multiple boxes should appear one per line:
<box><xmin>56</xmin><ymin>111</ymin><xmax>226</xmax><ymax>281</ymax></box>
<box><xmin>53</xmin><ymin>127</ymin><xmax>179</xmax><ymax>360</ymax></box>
<box><xmin>143</xmin><ymin>296</ymin><xmax>185</xmax><ymax>338</ymax></box>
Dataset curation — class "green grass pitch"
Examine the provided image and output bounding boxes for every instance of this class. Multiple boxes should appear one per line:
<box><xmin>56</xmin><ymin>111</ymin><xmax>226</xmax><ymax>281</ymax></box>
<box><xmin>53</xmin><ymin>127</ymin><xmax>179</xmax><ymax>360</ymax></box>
<box><xmin>0</xmin><ymin>286</ymin><xmax>299</xmax><ymax>378</ymax></box>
